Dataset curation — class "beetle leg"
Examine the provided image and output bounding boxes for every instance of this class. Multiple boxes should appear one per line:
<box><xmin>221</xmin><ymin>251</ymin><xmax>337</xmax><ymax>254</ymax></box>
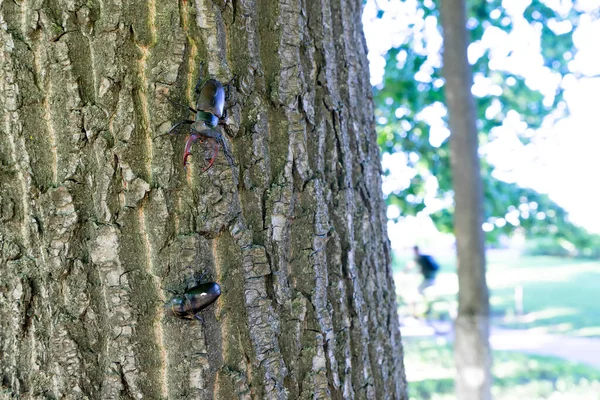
<box><xmin>201</xmin><ymin>139</ymin><xmax>220</xmax><ymax>172</ymax></box>
<box><xmin>171</xmin><ymin>302</ymin><xmax>180</xmax><ymax>318</ymax></box>
<box><xmin>218</xmin><ymin>136</ymin><xmax>236</xmax><ymax>171</ymax></box>
<box><xmin>168</xmin><ymin>119</ymin><xmax>195</xmax><ymax>135</ymax></box>
<box><xmin>193</xmin><ymin>312</ymin><xmax>205</xmax><ymax>323</ymax></box>
<box><xmin>223</xmin><ymin>76</ymin><xmax>237</xmax><ymax>101</ymax></box>
<box><xmin>196</xmin><ymin>128</ymin><xmax>221</xmax><ymax>140</ymax></box>
<box><xmin>179</xmin><ymin>294</ymin><xmax>196</xmax><ymax>320</ymax></box>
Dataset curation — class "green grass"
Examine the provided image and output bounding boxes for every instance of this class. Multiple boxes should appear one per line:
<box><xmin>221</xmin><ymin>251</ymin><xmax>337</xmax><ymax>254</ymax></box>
<box><xmin>395</xmin><ymin>251</ymin><xmax>600</xmax><ymax>398</ymax></box>
<box><xmin>404</xmin><ymin>337</ymin><xmax>600</xmax><ymax>400</ymax></box>
<box><xmin>394</xmin><ymin>251</ymin><xmax>600</xmax><ymax>336</ymax></box>
<box><xmin>486</xmin><ymin>254</ymin><xmax>600</xmax><ymax>336</ymax></box>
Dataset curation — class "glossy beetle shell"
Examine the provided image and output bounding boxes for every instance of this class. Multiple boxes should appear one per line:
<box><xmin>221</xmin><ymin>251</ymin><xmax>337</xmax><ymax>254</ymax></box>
<box><xmin>166</xmin><ymin>282</ymin><xmax>221</xmax><ymax>319</ymax></box>
<box><xmin>196</xmin><ymin>79</ymin><xmax>225</xmax><ymax>118</ymax></box>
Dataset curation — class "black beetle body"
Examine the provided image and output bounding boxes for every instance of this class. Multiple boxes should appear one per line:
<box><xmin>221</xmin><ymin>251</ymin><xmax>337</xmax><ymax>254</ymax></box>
<box><xmin>166</xmin><ymin>281</ymin><xmax>221</xmax><ymax>320</ymax></box>
<box><xmin>167</xmin><ymin>64</ymin><xmax>234</xmax><ymax>172</ymax></box>
<box><xmin>196</xmin><ymin>79</ymin><xmax>225</xmax><ymax>119</ymax></box>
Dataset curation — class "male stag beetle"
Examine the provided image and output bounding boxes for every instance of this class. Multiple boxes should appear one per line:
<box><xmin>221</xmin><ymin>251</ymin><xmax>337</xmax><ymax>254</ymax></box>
<box><xmin>168</xmin><ymin>63</ymin><xmax>235</xmax><ymax>172</ymax></box>
<box><xmin>166</xmin><ymin>280</ymin><xmax>221</xmax><ymax>320</ymax></box>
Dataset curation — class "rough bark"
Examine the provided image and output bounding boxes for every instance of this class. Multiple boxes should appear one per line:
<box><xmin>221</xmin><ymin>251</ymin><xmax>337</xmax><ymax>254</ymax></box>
<box><xmin>0</xmin><ymin>0</ymin><xmax>406</xmax><ymax>399</ymax></box>
<box><xmin>439</xmin><ymin>1</ymin><xmax>492</xmax><ymax>400</ymax></box>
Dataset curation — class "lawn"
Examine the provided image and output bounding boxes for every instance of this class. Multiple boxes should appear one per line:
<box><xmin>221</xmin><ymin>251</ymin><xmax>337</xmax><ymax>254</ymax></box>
<box><xmin>393</xmin><ymin>250</ymin><xmax>600</xmax><ymax>336</ymax></box>
<box><xmin>403</xmin><ymin>337</ymin><xmax>600</xmax><ymax>400</ymax></box>
<box><xmin>394</xmin><ymin>250</ymin><xmax>600</xmax><ymax>399</ymax></box>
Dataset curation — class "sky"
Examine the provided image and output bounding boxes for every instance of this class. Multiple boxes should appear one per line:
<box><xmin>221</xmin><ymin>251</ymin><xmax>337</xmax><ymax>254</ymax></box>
<box><xmin>362</xmin><ymin>0</ymin><xmax>600</xmax><ymax>242</ymax></box>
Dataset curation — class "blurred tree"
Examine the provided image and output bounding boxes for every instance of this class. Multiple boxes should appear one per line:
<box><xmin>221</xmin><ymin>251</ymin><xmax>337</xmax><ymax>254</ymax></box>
<box><xmin>440</xmin><ymin>1</ymin><xmax>491</xmax><ymax>399</ymax></box>
<box><xmin>374</xmin><ymin>0</ymin><xmax>599</xmax><ymax>252</ymax></box>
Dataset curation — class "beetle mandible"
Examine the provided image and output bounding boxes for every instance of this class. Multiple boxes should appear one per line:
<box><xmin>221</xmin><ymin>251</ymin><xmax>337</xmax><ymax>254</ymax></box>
<box><xmin>166</xmin><ymin>281</ymin><xmax>221</xmax><ymax>320</ymax></box>
<box><xmin>168</xmin><ymin>63</ymin><xmax>235</xmax><ymax>172</ymax></box>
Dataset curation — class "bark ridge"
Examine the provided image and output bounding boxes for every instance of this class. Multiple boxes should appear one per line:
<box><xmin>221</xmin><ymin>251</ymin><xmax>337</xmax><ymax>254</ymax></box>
<box><xmin>0</xmin><ymin>0</ymin><xmax>406</xmax><ymax>398</ymax></box>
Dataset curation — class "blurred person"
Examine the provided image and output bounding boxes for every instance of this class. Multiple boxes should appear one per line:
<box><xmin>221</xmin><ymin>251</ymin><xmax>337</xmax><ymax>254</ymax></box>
<box><xmin>403</xmin><ymin>245</ymin><xmax>440</xmax><ymax>317</ymax></box>
<box><xmin>412</xmin><ymin>245</ymin><xmax>439</xmax><ymax>294</ymax></box>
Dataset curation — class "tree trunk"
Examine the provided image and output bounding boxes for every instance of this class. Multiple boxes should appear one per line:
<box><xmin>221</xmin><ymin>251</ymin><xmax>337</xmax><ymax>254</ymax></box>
<box><xmin>439</xmin><ymin>1</ymin><xmax>492</xmax><ymax>400</ymax></box>
<box><xmin>0</xmin><ymin>1</ymin><xmax>406</xmax><ymax>399</ymax></box>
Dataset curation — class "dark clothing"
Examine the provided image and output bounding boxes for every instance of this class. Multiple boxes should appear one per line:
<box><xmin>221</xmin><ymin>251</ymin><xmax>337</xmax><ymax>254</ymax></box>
<box><xmin>416</xmin><ymin>254</ymin><xmax>439</xmax><ymax>279</ymax></box>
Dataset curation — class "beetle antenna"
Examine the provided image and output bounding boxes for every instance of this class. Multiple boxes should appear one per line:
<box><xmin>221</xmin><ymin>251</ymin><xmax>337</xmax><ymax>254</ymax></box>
<box><xmin>195</xmin><ymin>271</ymin><xmax>208</xmax><ymax>285</ymax></box>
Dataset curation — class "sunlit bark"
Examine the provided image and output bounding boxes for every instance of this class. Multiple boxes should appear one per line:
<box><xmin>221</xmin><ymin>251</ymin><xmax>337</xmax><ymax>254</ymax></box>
<box><xmin>0</xmin><ymin>1</ymin><xmax>406</xmax><ymax>398</ymax></box>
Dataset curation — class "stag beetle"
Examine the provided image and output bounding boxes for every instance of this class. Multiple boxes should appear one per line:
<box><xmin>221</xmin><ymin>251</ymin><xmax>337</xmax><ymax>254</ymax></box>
<box><xmin>168</xmin><ymin>63</ymin><xmax>235</xmax><ymax>172</ymax></box>
<box><xmin>166</xmin><ymin>280</ymin><xmax>221</xmax><ymax>320</ymax></box>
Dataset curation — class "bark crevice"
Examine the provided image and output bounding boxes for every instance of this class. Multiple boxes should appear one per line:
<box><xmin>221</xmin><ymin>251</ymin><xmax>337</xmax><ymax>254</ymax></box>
<box><xmin>0</xmin><ymin>1</ymin><xmax>406</xmax><ymax>398</ymax></box>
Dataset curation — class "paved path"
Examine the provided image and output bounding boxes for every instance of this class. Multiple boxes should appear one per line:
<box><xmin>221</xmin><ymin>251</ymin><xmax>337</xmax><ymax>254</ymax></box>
<box><xmin>400</xmin><ymin>319</ymin><xmax>600</xmax><ymax>369</ymax></box>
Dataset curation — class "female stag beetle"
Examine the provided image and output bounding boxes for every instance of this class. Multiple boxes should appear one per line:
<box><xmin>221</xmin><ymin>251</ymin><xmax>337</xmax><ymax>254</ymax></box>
<box><xmin>165</xmin><ymin>281</ymin><xmax>221</xmax><ymax>320</ymax></box>
<box><xmin>168</xmin><ymin>63</ymin><xmax>235</xmax><ymax>172</ymax></box>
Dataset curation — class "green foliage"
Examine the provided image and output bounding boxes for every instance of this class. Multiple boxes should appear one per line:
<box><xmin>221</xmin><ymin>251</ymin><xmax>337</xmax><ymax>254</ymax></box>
<box><xmin>524</xmin><ymin>237</ymin><xmax>577</xmax><ymax>257</ymax></box>
<box><xmin>374</xmin><ymin>0</ymin><xmax>598</xmax><ymax>248</ymax></box>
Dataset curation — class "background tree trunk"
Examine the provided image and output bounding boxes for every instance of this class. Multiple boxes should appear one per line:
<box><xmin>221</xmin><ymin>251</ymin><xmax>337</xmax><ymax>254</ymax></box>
<box><xmin>439</xmin><ymin>1</ymin><xmax>492</xmax><ymax>399</ymax></box>
<box><xmin>0</xmin><ymin>0</ymin><xmax>406</xmax><ymax>399</ymax></box>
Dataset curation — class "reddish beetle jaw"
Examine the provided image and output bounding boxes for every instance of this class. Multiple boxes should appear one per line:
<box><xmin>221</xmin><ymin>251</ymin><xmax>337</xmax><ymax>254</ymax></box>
<box><xmin>167</xmin><ymin>64</ymin><xmax>235</xmax><ymax>173</ymax></box>
<box><xmin>182</xmin><ymin>135</ymin><xmax>220</xmax><ymax>172</ymax></box>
